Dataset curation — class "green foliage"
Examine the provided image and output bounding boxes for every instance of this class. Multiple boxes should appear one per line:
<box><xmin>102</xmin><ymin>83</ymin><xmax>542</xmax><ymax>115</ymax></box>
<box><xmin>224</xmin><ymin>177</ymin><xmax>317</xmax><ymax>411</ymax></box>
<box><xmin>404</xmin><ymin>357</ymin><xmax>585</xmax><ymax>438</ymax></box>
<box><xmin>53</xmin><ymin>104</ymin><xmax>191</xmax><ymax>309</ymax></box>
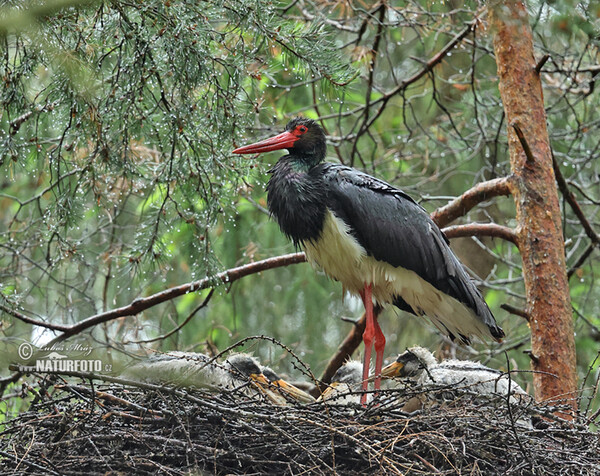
<box><xmin>0</xmin><ymin>0</ymin><xmax>352</xmax><ymax>323</ymax></box>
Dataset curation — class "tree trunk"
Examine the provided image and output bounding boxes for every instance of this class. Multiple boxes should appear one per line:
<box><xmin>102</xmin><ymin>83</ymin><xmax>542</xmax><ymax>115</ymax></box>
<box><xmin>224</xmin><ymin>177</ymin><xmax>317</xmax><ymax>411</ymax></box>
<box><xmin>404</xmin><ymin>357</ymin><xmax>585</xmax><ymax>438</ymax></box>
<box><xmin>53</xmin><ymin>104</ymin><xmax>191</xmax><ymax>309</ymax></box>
<box><xmin>489</xmin><ymin>0</ymin><xmax>577</xmax><ymax>410</ymax></box>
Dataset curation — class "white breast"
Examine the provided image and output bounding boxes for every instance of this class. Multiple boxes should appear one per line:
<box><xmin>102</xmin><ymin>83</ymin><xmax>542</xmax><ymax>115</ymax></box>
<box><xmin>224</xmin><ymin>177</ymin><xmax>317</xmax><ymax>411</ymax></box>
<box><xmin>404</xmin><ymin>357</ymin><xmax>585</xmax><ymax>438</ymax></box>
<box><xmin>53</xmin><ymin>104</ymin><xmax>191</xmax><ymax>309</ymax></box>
<box><xmin>303</xmin><ymin>211</ymin><xmax>492</xmax><ymax>341</ymax></box>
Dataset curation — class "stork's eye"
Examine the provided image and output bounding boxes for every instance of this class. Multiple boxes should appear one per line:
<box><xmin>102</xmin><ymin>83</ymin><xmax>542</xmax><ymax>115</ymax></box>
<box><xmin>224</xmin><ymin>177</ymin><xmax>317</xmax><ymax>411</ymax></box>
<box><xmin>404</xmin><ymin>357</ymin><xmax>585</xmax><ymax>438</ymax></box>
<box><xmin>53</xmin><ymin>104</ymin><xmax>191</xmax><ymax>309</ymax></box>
<box><xmin>296</xmin><ymin>125</ymin><xmax>308</xmax><ymax>134</ymax></box>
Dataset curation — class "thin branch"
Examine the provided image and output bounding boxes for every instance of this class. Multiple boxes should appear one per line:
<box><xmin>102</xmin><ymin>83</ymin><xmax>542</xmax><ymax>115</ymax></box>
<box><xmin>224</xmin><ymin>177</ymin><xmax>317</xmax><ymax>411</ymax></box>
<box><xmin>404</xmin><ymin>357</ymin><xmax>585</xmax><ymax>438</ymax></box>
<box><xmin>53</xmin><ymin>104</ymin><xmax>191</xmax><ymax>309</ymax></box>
<box><xmin>552</xmin><ymin>152</ymin><xmax>600</xmax><ymax>247</ymax></box>
<box><xmin>126</xmin><ymin>289</ymin><xmax>216</xmax><ymax>344</ymax></box>
<box><xmin>442</xmin><ymin>223</ymin><xmax>519</xmax><ymax>246</ymax></box>
<box><xmin>511</xmin><ymin>123</ymin><xmax>535</xmax><ymax>163</ymax></box>
<box><xmin>500</xmin><ymin>303</ymin><xmax>530</xmax><ymax>321</ymax></box>
<box><xmin>567</xmin><ymin>243</ymin><xmax>595</xmax><ymax>280</ymax></box>
<box><xmin>350</xmin><ymin>3</ymin><xmax>386</xmax><ymax>164</ymax></box>
<box><xmin>431</xmin><ymin>176</ymin><xmax>512</xmax><ymax>228</ymax></box>
<box><xmin>535</xmin><ymin>54</ymin><xmax>550</xmax><ymax>74</ymax></box>
<box><xmin>375</xmin><ymin>22</ymin><xmax>476</xmax><ymax>106</ymax></box>
<box><xmin>0</xmin><ymin>302</ymin><xmax>69</xmax><ymax>332</ymax></box>
<box><xmin>56</xmin><ymin>252</ymin><xmax>307</xmax><ymax>342</ymax></box>
<box><xmin>354</xmin><ymin>21</ymin><xmax>476</xmax><ymax>141</ymax></box>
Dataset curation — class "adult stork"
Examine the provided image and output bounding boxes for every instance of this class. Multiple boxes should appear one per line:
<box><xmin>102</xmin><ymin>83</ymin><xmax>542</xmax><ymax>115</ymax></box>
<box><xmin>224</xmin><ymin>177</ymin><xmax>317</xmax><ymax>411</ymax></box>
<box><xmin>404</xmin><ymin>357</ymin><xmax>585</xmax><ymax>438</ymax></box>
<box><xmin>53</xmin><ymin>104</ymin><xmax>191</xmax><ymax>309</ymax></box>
<box><xmin>233</xmin><ymin>117</ymin><xmax>504</xmax><ymax>404</ymax></box>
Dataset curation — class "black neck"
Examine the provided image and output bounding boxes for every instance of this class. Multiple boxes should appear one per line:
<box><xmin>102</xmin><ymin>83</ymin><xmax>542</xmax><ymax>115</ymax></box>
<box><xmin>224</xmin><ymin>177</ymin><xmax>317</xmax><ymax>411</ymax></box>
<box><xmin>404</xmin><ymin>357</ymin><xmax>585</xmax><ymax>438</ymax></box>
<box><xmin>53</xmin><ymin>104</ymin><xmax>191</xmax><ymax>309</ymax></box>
<box><xmin>266</xmin><ymin>157</ymin><xmax>327</xmax><ymax>246</ymax></box>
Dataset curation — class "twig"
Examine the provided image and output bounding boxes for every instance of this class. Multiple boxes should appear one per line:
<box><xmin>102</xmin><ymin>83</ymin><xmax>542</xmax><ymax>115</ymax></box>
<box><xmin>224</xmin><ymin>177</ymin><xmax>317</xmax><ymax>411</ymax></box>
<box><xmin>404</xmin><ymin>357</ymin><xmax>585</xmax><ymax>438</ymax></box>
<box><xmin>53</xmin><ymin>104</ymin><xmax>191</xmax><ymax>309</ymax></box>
<box><xmin>567</xmin><ymin>243</ymin><xmax>595</xmax><ymax>279</ymax></box>
<box><xmin>207</xmin><ymin>334</ymin><xmax>318</xmax><ymax>383</ymax></box>
<box><xmin>500</xmin><ymin>303</ymin><xmax>530</xmax><ymax>322</ymax></box>
<box><xmin>127</xmin><ymin>289</ymin><xmax>215</xmax><ymax>344</ymax></box>
<box><xmin>511</xmin><ymin>123</ymin><xmax>535</xmax><ymax>163</ymax></box>
<box><xmin>376</xmin><ymin>22</ymin><xmax>476</xmax><ymax>107</ymax></box>
<box><xmin>9</xmin><ymin>111</ymin><xmax>33</xmax><ymax>135</ymax></box>
<box><xmin>552</xmin><ymin>152</ymin><xmax>600</xmax><ymax>247</ymax></box>
<box><xmin>0</xmin><ymin>302</ymin><xmax>69</xmax><ymax>332</ymax></box>
<box><xmin>535</xmin><ymin>54</ymin><xmax>550</xmax><ymax>74</ymax></box>
<box><xmin>503</xmin><ymin>352</ymin><xmax>535</xmax><ymax>474</ymax></box>
<box><xmin>350</xmin><ymin>3</ymin><xmax>386</xmax><ymax>164</ymax></box>
<box><xmin>580</xmin><ymin>351</ymin><xmax>600</xmax><ymax>419</ymax></box>
<box><xmin>356</xmin><ymin>22</ymin><xmax>476</xmax><ymax>141</ymax></box>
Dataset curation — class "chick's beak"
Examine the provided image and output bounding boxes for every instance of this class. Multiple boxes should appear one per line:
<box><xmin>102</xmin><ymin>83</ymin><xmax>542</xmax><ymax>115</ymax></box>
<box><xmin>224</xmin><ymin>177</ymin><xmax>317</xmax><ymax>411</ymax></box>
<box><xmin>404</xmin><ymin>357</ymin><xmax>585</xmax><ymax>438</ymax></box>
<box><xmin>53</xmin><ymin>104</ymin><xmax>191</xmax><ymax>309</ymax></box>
<box><xmin>250</xmin><ymin>373</ymin><xmax>270</xmax><ymax>385</ymax></box>
<box><xmin>379</xmin><ymin>360</ymin><xmax>405</xmax><ymax>379</ymax></box>
<box><xmin>249</xmin><ymin>373</ymin><xmax>287</xmax><ymax>405</ymax></box>
<box><xmin>272</xmin><ymin>379</ymin><xmax>316</xmax><ymax>403</ymax></box>
<box><xmin>318</xmin><ymin>382</ymin><xmax>342</xmax><ymax>402</ymax></box>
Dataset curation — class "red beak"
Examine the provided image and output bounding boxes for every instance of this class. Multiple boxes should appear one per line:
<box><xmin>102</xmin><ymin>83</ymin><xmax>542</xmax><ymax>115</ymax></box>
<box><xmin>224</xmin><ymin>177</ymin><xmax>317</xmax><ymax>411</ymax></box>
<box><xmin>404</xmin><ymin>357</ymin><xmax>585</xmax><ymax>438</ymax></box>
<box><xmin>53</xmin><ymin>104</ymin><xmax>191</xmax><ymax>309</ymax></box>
<box><xmin>232</xmin><ymin>131</ymin><xmax>298</xmax><ymax>154</ymax></box>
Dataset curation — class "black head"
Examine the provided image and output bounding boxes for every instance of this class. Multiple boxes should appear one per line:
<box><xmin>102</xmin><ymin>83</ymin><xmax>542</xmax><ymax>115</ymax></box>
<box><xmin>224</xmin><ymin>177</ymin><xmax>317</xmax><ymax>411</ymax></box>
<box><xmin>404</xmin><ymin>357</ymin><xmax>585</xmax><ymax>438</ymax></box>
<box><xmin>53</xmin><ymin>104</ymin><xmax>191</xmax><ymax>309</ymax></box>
<box><xmin>225</xmin><ymin>354</ymin><xmax>262</xmax><ymax>378</ymax></box>
<box><xmin>393</xmin><ymin>350</ymin><xmax>425</xmax><ymax>378</ymax></box>
<box><xmin>233</xmin><ymin>117</ymin><xmax>327</xmax><ymax>167</ymax></box>
<box><xmin>261</xmin><ymin>366</ymin><xmax>281</xmax><ymax>383</ymax></box>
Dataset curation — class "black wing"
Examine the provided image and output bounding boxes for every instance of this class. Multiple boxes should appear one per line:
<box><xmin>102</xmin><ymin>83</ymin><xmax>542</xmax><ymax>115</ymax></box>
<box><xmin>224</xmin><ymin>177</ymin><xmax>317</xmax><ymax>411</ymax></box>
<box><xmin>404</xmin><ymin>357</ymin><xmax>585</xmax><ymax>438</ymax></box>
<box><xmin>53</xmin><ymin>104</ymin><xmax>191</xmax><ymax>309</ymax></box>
<box><xmin>319</xmin><ymin>163</ymin><xmax>503</xmax><ymax>340</ymax></box>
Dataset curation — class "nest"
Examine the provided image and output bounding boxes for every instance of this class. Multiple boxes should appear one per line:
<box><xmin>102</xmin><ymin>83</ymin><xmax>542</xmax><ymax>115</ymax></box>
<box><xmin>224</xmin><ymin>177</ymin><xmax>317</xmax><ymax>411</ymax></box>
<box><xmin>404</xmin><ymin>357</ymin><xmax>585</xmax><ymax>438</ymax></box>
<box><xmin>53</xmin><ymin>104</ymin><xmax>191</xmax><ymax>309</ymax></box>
<box><xmin>1</xmin><ymin>374</ymin><xmax>599</xmax><ymax>476</ymax></box>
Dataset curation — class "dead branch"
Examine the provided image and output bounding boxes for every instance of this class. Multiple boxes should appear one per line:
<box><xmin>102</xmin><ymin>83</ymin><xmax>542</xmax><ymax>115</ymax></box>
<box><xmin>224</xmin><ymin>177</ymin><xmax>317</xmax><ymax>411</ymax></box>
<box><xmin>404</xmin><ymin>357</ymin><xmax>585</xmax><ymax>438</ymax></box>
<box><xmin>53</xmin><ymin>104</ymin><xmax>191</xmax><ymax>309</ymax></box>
<box><xmin>535</xmin><ymin>54</ymin><xmax>550</xmax><ymax>73</ymax></box>
<box><xmin>500</xmin><ymin>303</ymin><xmax>530</xmax><ymax>322</ymax></box>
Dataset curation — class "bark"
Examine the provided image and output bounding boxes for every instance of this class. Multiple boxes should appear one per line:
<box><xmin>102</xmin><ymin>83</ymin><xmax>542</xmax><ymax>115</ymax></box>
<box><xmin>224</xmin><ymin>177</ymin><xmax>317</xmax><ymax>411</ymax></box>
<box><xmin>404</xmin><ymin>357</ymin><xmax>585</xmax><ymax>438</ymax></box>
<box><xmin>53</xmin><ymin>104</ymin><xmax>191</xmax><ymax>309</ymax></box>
<box><xmin>488</xmin><ymin>0</ymin><xmax>577</xmax><ymax>409</ymax></box>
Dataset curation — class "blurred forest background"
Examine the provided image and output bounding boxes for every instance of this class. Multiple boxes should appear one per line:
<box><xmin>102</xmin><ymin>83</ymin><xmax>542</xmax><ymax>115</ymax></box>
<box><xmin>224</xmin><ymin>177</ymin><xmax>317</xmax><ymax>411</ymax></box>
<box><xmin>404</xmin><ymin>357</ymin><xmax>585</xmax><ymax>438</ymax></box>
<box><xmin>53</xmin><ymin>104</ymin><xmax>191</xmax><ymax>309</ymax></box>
<box><xmin>0</xmin><ymin>0</ymin><xmax>598</xmax><ymax>414</ymax></box>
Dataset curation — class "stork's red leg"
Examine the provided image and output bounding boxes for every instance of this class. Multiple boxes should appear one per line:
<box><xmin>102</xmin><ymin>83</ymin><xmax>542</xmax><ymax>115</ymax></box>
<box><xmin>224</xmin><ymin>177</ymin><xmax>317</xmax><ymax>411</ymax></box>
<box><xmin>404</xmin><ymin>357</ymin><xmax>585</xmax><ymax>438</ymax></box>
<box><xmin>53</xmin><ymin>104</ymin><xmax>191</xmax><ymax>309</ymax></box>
<box><xmin>360</xmin><ymin>283</ymin><xmax>375</xmax><ymax>406</ymax></box>
<box><xmin>372</xmin><ymin>308</ymin><xmax>386</xmax><ymax>391</ymax></box>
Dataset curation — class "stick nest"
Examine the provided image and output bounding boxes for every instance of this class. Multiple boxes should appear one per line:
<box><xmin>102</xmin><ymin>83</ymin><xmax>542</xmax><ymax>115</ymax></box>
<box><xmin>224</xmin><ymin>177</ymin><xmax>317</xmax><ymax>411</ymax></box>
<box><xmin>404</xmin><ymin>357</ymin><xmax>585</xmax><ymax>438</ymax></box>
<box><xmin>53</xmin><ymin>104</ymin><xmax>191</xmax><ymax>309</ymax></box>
<box><xmin>1</xmin><ymin>376</ymin><xmax>598</xmax><ymax>475</ymax></box>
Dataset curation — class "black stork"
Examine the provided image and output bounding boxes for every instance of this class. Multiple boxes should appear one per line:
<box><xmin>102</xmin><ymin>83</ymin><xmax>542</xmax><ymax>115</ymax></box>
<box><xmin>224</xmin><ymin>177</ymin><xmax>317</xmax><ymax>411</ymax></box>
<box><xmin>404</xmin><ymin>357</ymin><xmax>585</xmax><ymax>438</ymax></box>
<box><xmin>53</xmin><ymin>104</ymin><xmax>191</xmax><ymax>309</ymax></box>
<box><xmin>233</xmin><ymin>117</ymin><xmax>504</xmax><ymax>405</ymax></box>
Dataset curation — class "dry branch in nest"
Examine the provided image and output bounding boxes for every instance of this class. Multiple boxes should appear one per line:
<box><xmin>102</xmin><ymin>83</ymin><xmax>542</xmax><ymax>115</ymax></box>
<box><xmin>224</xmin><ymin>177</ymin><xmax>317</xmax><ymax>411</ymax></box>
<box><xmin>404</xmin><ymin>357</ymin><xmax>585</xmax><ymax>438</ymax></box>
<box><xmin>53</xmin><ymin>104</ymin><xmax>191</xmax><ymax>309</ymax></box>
<box><xmin>1</xmin><ymin>373</ymin><xmax>599</xmax><ymax>476</ymax></box>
